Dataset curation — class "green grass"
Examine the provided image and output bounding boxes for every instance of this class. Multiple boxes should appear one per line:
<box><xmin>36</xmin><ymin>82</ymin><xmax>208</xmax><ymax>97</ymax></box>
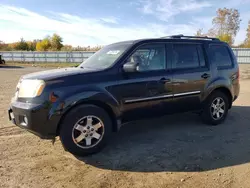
<box><xmin>5</xmin><ymin>61</ymin><xmax>81</xmax><ymax>68</ymax></box>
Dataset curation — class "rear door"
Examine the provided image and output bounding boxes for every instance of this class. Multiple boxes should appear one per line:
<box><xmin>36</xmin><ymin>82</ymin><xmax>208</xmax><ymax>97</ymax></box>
<box><xmin>171</xmin><ymin>42</ymin><xmax>211</xmax><ymax>112</ymax></box>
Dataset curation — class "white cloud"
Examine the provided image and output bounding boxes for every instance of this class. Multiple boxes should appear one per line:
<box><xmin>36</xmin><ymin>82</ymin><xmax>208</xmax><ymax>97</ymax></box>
<box><xmin>225</xmin><ymin>0</ymin><xmax>250</xmax><ymax>7</ymax></box>
<box><xmin>100</xmin><ymin>17</ymin><xmax>119</xmax><ymax>24</ymax></box>
<box><xmin>0</xmin><ymin>4</ymin><xmax>198</xmax><ymax>46</ymax></box>
<box><xmin>139</xmin><ymin>0</ymin><xmax>212</xmax><ymax>21</ymax></box>
<box><xmin>1</xmin><ymin>3</ymin><xmax>246</xmax><ymax>46</ymax></box>
<box><xmin>179</xmin><ymin>1</ymin><xmax>212</xmax><ymax>11</ymax></box>
<box><xmin>141</xmin><ymin>1</ymin><xmax>154</xmax><ymax>14</ymax></box>
<box><xmin>190</xmin><ymin>16</ymin><xmax>213</xmax><ymax>31</ymax></box>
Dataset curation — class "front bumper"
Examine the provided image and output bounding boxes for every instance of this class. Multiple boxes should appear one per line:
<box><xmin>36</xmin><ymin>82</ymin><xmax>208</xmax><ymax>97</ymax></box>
<box><xmin>8</xmin><ymin>101</ymin><xmax>59</xmax><ymax>139</ymax></box>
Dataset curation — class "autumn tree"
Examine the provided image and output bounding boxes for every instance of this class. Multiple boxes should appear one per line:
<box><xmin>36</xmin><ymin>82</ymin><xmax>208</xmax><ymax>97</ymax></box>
<box><xmin>61</xmin><ymin>45</ymin><xmax>73</xmax><ymax>51</ymax></box>
<box><xmin>218</xmin><ymin>34</ymin><xmax>233</xmax><ymax>45</ymax></box>
<box><xmin>27</xmin><ymin>40</ymin><xmax>39</xmax><ymax>51</ymax></box>
<box><xmin>0</xmin><ymin>33</ymin><xmax>104</xmax><ymax>51</ymax></box>
<box><xmin>244</xmin><ymin>20</ymin><xmax>250</xmax><ymax>48</ymax></box>
<box><xmin>195</xmin><ymin>29</ymin><xmax>204</xmax><ymax>36</ymax></box>
<box><xmin>7</xmin><ymin>43</ymin><xmax>17</xmax><ymax>50</ymax></box>
<box><xmin>36</xmin><ymin>37</ymin><xmax>51</xmax><ymax>51</ymax></box>
<box><xmin>90</xmin><ymin>45</ymin><xmax>102</xmax><ymax>51</ymax></box>
<box><xmin>15</xmin><ymin>38</ymin><xmax>29</xmax><ymax>50</ymax></box>
<box><xmin>0</xmin><ymin>41</ymin><xmax>11</xmax><ymax>51</ymax></box>
<box><xmin>72</xmin><ymin>45</ymin><xmax>102</xmax><ymax>51</ymax></box>
<box><xmin>209</xmin><ymin>8</ymin><xmax>241</xmax><ymax>45</ymax></box>
<box><xmin>50</xmin><ymin>33</ymin><xmax>63</xmax><ymax>51</ymax></box>
<box><xmin>207</xmin><ymin>28</ymin><xmax>217</xmax><ymax>37</ymax></box>
<box><xmin>36</xmin><ymin>34</ymin><xmax>63</xmax><ymax>51</ymax></box>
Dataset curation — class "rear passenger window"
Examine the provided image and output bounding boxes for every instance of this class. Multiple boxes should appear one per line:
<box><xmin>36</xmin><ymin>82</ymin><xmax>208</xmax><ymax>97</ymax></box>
<box><xmin>210</xmin><ymin>45</ymin><xmax>232</xmax><ymax>67</ymax></box>
<box><xmin>172</xmin><ymin>44</ymin><xmax>206</xmax><ymax>69</ymax></box>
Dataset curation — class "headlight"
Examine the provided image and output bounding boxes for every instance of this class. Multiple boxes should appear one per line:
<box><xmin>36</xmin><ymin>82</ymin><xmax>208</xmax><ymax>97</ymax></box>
<box><xmin>18</xmin><ymin>79</ymin><xmax>45</xmax><ymax>98</ymax></box>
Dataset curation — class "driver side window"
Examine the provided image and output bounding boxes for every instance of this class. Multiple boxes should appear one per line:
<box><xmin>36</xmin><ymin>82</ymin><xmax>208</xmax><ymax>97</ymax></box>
<box><xmin>127</xmin><ymin>44</ymin><xmax>166</xmax><ymax>72</ymax></box>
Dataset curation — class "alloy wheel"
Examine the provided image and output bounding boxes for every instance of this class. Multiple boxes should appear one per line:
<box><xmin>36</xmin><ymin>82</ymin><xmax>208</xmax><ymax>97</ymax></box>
<box><xmin>72</xmin><ymin>115</ymin><xmax>104</xmax><ymax>149</ymax></box>
<box><xmin>210</xmin><ymin>97</ymin><xmax>225</xmax><ymax>120</ymax></box>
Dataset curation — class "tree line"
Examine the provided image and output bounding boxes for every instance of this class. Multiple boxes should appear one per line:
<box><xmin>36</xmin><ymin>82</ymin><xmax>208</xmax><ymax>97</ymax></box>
<box><xmin>195</xmin><ymin>7</ymin><xmax>250</xmax><ymax>48</ymax></box>
<box><xmin>1</xmin><ymin>7</ymin><xmax>250</xmax><ymax>51</ymax></box>
<box><xmin>0</xmin><ymin>33</ymin><xmax>102</xmax><ymax>51</ymax></box>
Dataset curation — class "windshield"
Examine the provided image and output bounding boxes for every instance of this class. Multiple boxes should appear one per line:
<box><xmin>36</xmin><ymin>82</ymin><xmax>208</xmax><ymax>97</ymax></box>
<box><xmin>79</xmin><ymin>42</ymin><xmax>132</xmax><ymax>69</ymax></box>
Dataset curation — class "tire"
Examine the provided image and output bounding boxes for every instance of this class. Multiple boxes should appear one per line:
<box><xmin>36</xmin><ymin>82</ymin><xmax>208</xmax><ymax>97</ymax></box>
<box><xmin>201</xmin><ymin>91</ymin><xmax>229</xmax><ymax>125</ymax></box>
<box><xmin>59</xmin><ymin>105</ymin><xmax>112</xmax><ymax>156</ymax></box>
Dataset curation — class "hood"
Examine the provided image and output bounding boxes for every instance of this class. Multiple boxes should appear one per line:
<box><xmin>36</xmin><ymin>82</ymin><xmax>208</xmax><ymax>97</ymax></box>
<box><xmin>22</xmin><ymin>67</ymin><xmax>97</xmax><ymax>80</ymax></box>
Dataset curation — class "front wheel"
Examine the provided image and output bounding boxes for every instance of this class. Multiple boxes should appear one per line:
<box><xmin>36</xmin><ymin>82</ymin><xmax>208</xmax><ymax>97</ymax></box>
<box><xmin>59</xmin><ymin>105</ymin><xmax>112</xmax><ymax>156</ymax></box>
<box><xmin>201</xmin><ymin>91</ymin><xmax>229</xmax><ymax>125</ymax></box>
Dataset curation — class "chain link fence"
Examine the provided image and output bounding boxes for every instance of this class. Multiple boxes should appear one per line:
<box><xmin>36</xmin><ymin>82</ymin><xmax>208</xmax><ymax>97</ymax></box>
<box><xmin>232</xmin><ymin>48</ymin><xmax>250</xmax><ymax>64</ymax></box>
<box><xmin>0</xmin><ymin>48</ymin><xmax>250</xmax><ymax>64</ymax></box>
<box><xmin>0</xmin><ymin>51</ymin><xmax>95</xmax><ymax>63</ymax></box>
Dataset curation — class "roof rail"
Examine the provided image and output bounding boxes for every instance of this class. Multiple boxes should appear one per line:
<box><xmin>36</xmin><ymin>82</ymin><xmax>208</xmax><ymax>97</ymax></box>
<box><xmin>161</xmin><ymin>34</ymin><xmax>220</xmax><ymax>41</ymax></box>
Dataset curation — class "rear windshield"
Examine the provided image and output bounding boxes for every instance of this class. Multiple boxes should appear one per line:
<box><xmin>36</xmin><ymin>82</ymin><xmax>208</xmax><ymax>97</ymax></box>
<box><xmin>209</xmin><ymin>45</ymin><xmax>233</xmax><ymax>67</ymax></box>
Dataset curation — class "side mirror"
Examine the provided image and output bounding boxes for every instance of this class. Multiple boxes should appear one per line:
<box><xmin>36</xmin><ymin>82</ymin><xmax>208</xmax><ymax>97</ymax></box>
<box><xmin>123</xmin><ymin>62</ymin><xmax>139</xmax><ymax>73</ymax></box>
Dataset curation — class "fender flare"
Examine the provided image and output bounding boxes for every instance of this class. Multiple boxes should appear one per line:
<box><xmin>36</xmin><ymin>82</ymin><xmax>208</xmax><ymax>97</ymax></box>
<box><xmin>49</xmin><ymin>90</ymin><xmax>121</xmax><ymax>135</ymax></box>
<box><xmin>202</xmin><ymin>78</ymin><xmax>233</xmax><ymax>104</ymax></box>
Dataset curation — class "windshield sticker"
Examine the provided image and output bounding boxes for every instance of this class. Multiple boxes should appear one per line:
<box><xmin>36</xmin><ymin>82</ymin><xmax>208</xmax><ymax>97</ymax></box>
<box><xmin>107</xmin><ymin>50</ymin><xmax>120</xmax><ymax>55</ymax></box>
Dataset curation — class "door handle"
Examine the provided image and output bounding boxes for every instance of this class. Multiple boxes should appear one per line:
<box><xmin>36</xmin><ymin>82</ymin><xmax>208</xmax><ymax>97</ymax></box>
<box><xmin>159</xmin><ymin>77</ymin><xmax>171</xmax><ymax>83</ymax></box>
<box><xmin>201</xmin><ymin>73</ymin><xmax>210</xmax><ymax>79</ymax></box>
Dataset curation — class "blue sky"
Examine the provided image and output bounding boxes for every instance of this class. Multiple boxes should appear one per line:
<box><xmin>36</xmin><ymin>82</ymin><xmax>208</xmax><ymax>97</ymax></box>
<box><xmin>0</xmin><ymin>0</ymin><xmax>250</xmax><ymax>46</ymax></box>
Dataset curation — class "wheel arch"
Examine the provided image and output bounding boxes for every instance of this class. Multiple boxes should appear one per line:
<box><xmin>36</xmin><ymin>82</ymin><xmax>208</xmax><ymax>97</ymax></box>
<box><xmin>205</xmin><ymin>86</ymin><xmax>233</xmax><ymax>109</ymax></box>
<box><xmin>56</xmin><ymin>100</ymin><xmax>119</xmax><ymax>136</ymax></box>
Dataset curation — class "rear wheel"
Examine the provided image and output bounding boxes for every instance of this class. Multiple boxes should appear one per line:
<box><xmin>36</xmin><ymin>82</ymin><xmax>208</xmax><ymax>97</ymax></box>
<box><xmin>59</xmin><ymin>105</ymin><xmax>112</xmax><ymax>156</ymax></box>
<box><xmin>201</xmin><ymin>91</ymin><xmax>229</xmax><ymax>125</ymax></box>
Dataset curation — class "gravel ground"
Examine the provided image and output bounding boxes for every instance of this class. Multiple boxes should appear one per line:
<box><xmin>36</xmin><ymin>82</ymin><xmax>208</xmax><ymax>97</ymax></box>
<box><xmin>1</xmin><ymin>64</ymin><xmax>250</xmax><ymax>188</ymax></box>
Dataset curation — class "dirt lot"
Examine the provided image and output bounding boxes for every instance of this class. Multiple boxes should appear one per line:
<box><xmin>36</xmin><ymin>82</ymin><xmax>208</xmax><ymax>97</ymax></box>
<box><xmin>1</xmin><ymin>64</ymin><xmax>250</xmax><ymax>188</ymax></box>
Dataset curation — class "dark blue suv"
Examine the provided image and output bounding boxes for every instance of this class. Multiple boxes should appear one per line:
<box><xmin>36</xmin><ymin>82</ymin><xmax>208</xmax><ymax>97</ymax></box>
<box><xmin>9</xmin><ymin>35</ymin><xmax>240</xmax><ymax>156</ymax></box>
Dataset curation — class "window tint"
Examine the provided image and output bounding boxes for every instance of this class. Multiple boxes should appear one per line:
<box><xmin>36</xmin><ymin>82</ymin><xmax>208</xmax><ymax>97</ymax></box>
<box><xmin>210</xmin><ymin>45</ymin><xmax>232</xmax><ymax>67</ymax></box>
<box><xmin>197</xmin><ymin>46</ymin><xmax>206</xmax><ymax>67</ymax></box>
<box><xmin>127</xmin><ymin>44</ymin><xmax>166</xmax><ymax>72</ymax></box>
<box><xmin>172</xmin><ymin>44</ymin><xmax>200</xmax><ymax>69</ymax></box>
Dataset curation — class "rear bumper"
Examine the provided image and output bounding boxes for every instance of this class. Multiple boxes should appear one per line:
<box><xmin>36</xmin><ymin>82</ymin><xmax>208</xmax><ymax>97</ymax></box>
<box><xmin>8</xmin><ymin>101</ymin><xmax>58</xmax><ymax>139</ymax></box>
<box><xmin>232</xmin><ymin>82</ymin><xmax>240</xmax><ymax>102</ymax></box>
<box><xmin>233</xmin><ymin>95</ymin><xmax>238</xmax><ymax>102</ymax></box>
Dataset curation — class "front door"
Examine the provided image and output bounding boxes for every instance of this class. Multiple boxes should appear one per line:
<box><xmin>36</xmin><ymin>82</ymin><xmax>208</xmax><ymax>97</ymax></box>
<box><xmin>112</xmin><ymin>43</ymin><xmax>173</xmax><ymax>121</ymax></box>
<box><xmin>171</xmin><ymin>43</ymin><xmax>211</xmax><ymax>112</ymax></box>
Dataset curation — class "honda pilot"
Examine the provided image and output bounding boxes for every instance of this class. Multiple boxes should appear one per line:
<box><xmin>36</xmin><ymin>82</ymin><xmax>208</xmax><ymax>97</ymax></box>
<box><xmin>8</xmin><ymin>35</ymin><xmax>240</xmax><ymax>156</ymax></box>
